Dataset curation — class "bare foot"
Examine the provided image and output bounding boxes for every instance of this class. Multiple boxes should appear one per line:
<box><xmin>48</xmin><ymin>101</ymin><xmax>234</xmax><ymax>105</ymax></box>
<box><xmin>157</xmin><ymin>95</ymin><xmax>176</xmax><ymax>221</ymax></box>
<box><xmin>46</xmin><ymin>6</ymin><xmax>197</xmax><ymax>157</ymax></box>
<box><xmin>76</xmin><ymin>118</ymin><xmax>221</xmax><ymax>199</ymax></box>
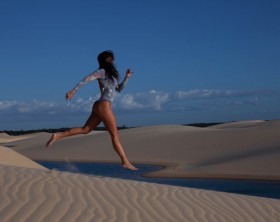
<box><xmin>46</xmin><ymin>133</ymin><xmax>58</xmax><ymax>148</ymax></box>
<box><xmin>123</xmin><ymin>161</ymin><xmax>138</xmax><ymax>171</ymax></box>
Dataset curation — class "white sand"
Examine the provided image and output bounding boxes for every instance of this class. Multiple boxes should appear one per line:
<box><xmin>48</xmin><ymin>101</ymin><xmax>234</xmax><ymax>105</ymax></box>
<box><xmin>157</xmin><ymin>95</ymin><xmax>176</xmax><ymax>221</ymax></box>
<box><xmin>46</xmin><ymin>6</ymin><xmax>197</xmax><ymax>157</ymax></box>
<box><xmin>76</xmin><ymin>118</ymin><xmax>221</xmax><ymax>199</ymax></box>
<box><xmin>0</xmin><ymin>164</ymin><xmax>279</xmax><ymax>222</ymax></box>
<box><xmin>0</xmin><ymin>146</ymin><xmax>46</xmax><ymax>169</ymax></box>
<box><xmin>1</xmin><ymin>120</ymin><xmax>280</xmax><ymax>221</ymax></box>
<box><xmin>0</xmin><ymin>132</ymin><xmax>42</xmax><ymax>144</ymax></box>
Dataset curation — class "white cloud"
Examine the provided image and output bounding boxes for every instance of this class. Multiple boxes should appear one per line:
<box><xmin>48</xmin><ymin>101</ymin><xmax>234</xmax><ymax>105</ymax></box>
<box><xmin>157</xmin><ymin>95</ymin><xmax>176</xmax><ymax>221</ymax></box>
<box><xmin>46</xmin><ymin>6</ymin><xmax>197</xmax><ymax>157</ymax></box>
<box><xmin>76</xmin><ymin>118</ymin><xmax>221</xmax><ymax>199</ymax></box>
<box><xmin>119</xmin><ymin>94</ymin><xmax>145</xmax><ymax>109</ymax></box>
<box><xmin>0</xmin><ymin>89</ymin><xmax>278</xmax><ymax>129</ymax></box>
<box><xmin>115</xmin><ymin>89</ymin><xmax>263</xmax><ymax>111</ymax></box>
<box><xmin>0</xmin><ymin>101</ymin><xmax>17</xmax><ymax>110</ymax></box>
<box><xmin>174</xmin><ymin>89</ymin><xmax>250</xmax><ymax>100</ymax></box>
<box><xmin>66</xmin><ymin>97</ymin><xmax>96</xmax><ymax>112</ymax></box>
<box><xmin>0</xmin><ymin>100</ymin><xmax>57</xmax><ymax>113</ymax></box>
<box><xmin>116</xmin><ymin>90</ymin><xmax>170</xmax><ymax>110</ymax></box>
<box><xmin>0</xmin><ymin>89</ymin><xmax>269</xmax><ymax>117</ymax></box>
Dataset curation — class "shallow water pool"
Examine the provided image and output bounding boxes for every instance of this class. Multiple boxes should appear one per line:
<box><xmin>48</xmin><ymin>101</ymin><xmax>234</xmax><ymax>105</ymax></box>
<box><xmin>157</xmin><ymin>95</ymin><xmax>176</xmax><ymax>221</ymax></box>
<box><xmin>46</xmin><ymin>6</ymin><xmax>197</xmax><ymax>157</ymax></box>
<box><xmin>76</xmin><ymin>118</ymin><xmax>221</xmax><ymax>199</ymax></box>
<box><xmin>38</xmin><ymin>161</ymin><xmax>280</xmax><ymax>200</ymax></box>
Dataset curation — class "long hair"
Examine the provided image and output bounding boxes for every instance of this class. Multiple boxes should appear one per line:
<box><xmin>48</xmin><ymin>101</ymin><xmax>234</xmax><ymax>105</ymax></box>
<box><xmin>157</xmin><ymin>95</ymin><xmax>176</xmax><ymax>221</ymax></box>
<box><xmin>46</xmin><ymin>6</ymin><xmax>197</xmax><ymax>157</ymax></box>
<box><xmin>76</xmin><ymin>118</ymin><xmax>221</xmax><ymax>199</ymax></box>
<box><xmin>97</xmin><ymin>50</ymin><xmax>120</xmax><ymax>81</ymax></box>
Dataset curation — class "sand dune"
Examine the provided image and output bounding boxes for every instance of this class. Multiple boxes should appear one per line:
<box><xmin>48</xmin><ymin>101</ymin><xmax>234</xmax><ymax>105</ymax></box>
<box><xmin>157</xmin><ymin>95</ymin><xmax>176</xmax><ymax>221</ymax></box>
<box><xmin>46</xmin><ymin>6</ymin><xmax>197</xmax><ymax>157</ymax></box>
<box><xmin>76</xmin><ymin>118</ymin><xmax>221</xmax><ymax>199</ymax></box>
<box><xmin>1</xmin><ymin>120</ymin><xmax>280</xmax><ymax>221</ymax></box>
<box><xmin>5</xmin><ymin>120</ymin><xmax>280</xmax><ymax>180</ymax></box>
<box><xmin>0</xmin><ymin>164</ymin><xmax>279</xmax><ymax>222</ymax></box>
<box><xmin>0</xmin><ymin>146</ymin><xmax>46</xmax><ymax>169</ymax></box>
<box><xmin>0</xmin><ymin>132</ymin><xmax>43</xmax><ymax>144</ymax></box>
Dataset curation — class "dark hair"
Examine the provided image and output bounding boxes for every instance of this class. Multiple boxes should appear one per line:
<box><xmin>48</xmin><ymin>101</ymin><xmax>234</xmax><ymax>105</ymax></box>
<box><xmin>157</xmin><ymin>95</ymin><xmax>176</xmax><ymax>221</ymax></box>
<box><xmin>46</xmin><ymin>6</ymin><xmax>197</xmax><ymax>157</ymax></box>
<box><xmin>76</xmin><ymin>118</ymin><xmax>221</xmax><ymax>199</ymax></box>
<box><xmin>97</xmin><ymin>50</ymin><xmax>120</xmax><ymax>81</ymax></box>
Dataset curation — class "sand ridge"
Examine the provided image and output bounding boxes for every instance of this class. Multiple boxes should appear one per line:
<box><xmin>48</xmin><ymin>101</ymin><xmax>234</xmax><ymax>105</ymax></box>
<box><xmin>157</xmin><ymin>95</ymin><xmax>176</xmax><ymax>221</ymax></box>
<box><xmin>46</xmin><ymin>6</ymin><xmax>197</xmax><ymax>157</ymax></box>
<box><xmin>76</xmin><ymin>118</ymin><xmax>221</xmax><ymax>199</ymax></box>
<box><xmin>0</xmin><ymin>146</ymin><xmax>46</xmax><ymax>169</ymax></box>
<box><xmin>0</xmin><ymin>164</ymin><xmax>279</xmax><ymax>222</ymax></box>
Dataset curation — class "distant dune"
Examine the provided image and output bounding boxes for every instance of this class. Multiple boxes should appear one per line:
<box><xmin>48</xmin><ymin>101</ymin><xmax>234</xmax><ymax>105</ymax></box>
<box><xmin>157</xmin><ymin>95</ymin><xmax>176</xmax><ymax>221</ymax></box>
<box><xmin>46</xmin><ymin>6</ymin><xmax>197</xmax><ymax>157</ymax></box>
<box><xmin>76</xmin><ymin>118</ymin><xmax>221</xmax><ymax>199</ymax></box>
<box><xmin>4</xmin><ymin>120</ymin><xmax>280</xmax><ymax>180</ymax></box>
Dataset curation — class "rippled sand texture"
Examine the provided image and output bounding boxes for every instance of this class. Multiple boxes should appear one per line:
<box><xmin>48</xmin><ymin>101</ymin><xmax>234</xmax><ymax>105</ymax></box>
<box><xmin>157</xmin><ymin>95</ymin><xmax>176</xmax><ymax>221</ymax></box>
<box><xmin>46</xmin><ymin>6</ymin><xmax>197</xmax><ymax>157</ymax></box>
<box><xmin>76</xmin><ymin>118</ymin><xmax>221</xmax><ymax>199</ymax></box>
<box><xmin>1</xmin><ymin>120</ymin><xmax>280</xmax><ymax>221</ymax></box>
<box><xmin>1</xmin><ymin>164</ymin><xmax>280</xmax><ymax>222</ymax></box>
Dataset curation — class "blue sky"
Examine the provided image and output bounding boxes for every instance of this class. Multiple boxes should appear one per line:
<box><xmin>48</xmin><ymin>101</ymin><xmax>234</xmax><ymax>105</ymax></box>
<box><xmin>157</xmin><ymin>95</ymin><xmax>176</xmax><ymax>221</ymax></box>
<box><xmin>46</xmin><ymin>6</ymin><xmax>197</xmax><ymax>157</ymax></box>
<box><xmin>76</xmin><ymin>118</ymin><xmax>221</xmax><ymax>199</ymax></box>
<box><xmin>1</xmin><ymin>0</ymin><xmax>280</xmax><ymax>130</ymax></box>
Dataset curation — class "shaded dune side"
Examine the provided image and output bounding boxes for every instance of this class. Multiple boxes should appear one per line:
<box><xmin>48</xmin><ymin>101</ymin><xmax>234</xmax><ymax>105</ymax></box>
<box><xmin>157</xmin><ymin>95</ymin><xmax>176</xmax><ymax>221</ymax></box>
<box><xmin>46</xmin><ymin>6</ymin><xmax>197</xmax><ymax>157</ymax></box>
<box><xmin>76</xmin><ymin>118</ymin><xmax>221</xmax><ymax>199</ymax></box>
<box><xmin>0</xmin><ymin>165</ymin><xmax>280</xmax><ymax>222</ymax></box>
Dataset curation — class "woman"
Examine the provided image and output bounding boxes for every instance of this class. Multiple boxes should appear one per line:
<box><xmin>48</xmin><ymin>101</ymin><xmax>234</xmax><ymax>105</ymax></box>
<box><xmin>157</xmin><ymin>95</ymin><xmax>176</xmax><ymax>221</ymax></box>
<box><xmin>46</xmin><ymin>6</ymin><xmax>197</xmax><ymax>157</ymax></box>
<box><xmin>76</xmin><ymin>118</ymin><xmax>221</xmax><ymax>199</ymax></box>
<box><xmin>46</xmin><ymin>50</ymin><xmax>138</xmax><ymax>171</ymax></box>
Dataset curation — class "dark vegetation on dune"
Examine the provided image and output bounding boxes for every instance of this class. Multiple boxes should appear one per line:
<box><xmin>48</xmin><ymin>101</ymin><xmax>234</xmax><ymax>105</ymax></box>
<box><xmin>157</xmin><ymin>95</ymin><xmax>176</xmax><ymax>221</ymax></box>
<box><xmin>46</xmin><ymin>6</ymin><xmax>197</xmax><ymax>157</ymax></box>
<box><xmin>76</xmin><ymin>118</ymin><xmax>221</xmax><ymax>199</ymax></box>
<box><xmin>1</xmin><ymin>122</ymin><xmax>225</xmax><ymax>136</ymax></box>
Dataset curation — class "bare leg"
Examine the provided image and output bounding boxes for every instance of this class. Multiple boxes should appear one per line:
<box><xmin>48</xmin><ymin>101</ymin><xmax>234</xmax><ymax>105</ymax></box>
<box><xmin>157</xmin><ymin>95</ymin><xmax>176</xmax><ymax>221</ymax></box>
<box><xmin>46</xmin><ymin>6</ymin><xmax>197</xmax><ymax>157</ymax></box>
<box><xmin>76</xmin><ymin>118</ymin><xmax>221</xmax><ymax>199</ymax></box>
<box><xmin>46</xmin><ymin>107</ymin><xmax>101</xmax><ymax>147</ymax></box>
<box><xmin>94</xmin><ymin>101</ymin><xmax>138</xmax><ymax>171</ymax></box>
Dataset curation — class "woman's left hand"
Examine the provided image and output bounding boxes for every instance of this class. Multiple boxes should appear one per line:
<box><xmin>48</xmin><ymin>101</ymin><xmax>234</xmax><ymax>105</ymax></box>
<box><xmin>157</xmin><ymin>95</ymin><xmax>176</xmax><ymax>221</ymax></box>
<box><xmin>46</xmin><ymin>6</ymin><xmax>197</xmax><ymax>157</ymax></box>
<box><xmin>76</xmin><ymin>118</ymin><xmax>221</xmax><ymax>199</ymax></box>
<box><xmin>126</xmin><ymin>69</ymin><xmax>133</xmax><ymax>78</ymax></box>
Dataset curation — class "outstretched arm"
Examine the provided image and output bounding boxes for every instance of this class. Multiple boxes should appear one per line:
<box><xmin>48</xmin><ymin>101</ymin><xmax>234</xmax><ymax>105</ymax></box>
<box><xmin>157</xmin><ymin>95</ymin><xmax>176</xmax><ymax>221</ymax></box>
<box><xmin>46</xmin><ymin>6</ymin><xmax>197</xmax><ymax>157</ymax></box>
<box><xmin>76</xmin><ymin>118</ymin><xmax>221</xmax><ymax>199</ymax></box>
<box><xmin>65</xmin><ymin>69</ymin><xmax>105</xmax><ymax>100</ymax></box>
<box><xmin>116</xmin><ymin>69</ymin><xmax>133</xmax><ymax>92</ymax></box>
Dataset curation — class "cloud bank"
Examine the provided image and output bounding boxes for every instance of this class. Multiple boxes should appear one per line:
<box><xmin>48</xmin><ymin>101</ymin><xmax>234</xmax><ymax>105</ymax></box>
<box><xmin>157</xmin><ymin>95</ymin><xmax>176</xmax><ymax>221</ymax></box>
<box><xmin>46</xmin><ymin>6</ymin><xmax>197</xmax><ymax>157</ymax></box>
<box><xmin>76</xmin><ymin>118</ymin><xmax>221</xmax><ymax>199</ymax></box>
<box><xmin>0</xmin><ymin>89</ymin><xmax>269</xmax><ymax>114</ymax></box>
<box><xmin>0</xmin><ymin>89</ymin><xmax>276</xmax><ymax>129</ymax></box>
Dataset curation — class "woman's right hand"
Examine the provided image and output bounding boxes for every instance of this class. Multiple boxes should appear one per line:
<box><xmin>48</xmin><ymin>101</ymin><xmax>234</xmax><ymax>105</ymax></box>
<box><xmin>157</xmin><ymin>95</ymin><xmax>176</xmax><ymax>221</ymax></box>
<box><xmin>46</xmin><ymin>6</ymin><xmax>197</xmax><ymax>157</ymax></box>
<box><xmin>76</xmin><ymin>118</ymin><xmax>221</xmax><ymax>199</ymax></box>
<box><xmin>65</xmin><ymin>89</ymin><xmax>76</xmax><ymax>100</ymax></box>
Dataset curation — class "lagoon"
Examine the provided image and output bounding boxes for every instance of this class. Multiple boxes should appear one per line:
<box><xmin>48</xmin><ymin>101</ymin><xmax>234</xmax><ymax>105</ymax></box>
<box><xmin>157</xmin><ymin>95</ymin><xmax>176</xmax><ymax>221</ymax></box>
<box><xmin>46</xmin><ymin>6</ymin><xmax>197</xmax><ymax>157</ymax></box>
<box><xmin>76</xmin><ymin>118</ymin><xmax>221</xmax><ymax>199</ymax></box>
<box><xmin>38</xmin><ymin>161</ymin><xmax>280</xmax><ymax>200</ymax></box>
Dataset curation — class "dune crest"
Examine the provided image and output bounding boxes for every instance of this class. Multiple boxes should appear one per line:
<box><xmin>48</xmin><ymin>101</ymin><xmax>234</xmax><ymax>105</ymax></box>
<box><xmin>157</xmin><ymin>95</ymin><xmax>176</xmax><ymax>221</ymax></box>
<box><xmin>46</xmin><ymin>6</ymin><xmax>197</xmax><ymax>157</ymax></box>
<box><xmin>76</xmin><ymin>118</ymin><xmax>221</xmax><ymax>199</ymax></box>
<box><xmin>0</xmin><ymin>146</ymin><xmax>46</xmax><ymax>169</ymax></box>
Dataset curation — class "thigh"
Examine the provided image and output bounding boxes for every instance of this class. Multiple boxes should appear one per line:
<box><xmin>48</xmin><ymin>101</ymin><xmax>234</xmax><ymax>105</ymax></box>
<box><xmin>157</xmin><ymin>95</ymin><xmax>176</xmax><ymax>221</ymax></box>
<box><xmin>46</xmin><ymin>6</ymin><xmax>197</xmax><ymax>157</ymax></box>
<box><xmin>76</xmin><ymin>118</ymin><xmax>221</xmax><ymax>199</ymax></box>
<box><xmin>83</xmin><ymin>105</ymin><xmax>102</xmax><ymax>131</ymax></box>
<box><xmin>94</xmin><ymin>101</ymin><xmax>118</xmax><ymax>135</ymax></box>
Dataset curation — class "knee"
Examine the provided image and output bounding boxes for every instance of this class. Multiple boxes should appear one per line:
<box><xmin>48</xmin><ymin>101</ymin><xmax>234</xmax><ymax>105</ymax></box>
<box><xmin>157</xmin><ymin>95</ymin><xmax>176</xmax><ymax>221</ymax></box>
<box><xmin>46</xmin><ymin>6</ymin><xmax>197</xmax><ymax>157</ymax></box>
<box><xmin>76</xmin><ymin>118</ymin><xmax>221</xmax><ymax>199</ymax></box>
<box><xmin>109</xmin><ymin>131</ymin><xmax>119</xmax><ymax>140</ymax></box>
<box><xmin>82</xmin><ymin>126</ymin><xmax>91</xmax><ymax>134</ymax></box>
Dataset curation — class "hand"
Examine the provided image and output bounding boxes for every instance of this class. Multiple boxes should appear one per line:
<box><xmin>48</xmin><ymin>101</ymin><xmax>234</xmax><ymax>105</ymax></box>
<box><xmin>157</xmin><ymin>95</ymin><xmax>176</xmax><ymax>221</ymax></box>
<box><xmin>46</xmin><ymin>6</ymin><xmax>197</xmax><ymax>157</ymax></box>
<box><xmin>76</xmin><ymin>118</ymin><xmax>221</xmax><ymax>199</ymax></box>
<box><xmin>65</xmin><ymin>89</ymin><xmax>76</xmax><ymax>101</ymax></box>
<box><xmin>125</xmin><ymin>69</ymin><xmax>133</xmax><ymax>78</ymax></box>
